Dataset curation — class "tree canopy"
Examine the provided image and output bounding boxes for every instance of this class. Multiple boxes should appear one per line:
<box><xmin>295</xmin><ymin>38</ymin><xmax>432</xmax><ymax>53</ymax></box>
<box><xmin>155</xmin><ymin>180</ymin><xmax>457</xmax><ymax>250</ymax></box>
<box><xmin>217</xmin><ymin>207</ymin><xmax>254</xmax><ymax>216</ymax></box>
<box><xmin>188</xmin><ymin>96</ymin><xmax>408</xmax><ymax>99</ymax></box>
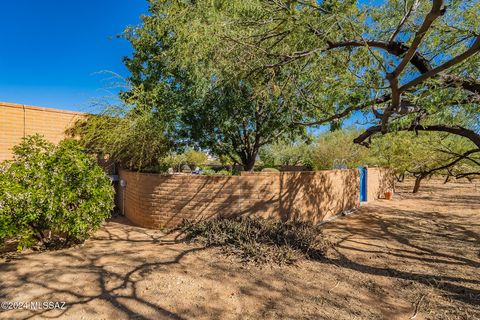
<box><xmin>115</xmin><ymin>0</ymin><xmax>479</xmax><ymax>173</ymax></box>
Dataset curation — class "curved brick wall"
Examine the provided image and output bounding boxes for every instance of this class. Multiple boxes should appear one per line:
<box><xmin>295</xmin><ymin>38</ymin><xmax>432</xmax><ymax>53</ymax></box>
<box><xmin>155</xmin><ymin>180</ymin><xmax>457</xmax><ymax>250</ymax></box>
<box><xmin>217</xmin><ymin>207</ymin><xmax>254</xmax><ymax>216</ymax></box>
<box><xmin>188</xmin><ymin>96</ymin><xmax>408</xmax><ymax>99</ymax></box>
<box><xmin>118</xmin><ymin>169</ymin><xmax>361</xmax><ymax>229</ymax></box>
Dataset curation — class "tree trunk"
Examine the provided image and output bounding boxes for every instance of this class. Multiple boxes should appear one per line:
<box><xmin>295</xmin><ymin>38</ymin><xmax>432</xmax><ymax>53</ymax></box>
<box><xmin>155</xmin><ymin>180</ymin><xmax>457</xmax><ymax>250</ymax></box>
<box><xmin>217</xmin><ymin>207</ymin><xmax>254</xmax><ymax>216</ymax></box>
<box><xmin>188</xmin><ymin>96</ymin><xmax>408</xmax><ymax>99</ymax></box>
<box><xmin>413</xmin><ymin>175</ymin><xmax>425</xmax><ymax>193</ymax></box>
<box><xmin>243</xmin><ymin>155</ymin><xmax>256</xmax><ymax>172</ymax></box>
<box><xmin>444</xmin><ymin>174</ymin><xmax>451</xmax><ymax>184</ymax></box>
<box><xmin>396</xmin><ymin>172</ymin><xmax>405</xmax><ymax>182</ymax></box>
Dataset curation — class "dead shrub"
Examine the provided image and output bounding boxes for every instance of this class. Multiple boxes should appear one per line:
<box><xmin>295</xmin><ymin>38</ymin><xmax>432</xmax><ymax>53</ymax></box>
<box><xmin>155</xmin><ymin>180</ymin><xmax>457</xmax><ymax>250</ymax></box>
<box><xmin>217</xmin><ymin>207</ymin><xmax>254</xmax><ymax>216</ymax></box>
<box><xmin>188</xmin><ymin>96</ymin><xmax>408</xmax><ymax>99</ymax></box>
<box><xmin>181</xmin><ymin>217</ymin><xmax>328</xmax><ymax>265</ymax></box>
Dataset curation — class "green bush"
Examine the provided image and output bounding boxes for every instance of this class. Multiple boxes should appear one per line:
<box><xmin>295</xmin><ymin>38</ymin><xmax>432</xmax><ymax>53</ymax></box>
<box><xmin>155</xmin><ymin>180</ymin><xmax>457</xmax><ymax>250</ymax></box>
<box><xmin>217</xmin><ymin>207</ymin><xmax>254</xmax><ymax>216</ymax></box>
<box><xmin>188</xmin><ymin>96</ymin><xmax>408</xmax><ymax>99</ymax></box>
<box><xmin>199</xmin><ymin>168</ymin><xmax>232</xmax><ymax>176</ymax></box>
<box><xmin>0</xmin><ymin>135</ymin><xmax>115</xmax><ymax>250</ymax></box>
<box><xmin>185</xmin><ymin>149</ymin><xmax>208</xmax><ymax>168</ymax></box>
<box><xmin>181</xmin><ymin>217</ymin><xmax>328</xmax><ymax>264</ymax></box>
<box><xmin>68</xmin><ymin>107</ymin><xmax>172</xmax><ymax>171</ymax></box>
<box><xmin>158</xmin><ymin>153</ymin><xmax>187</xmax><ymax>172</ymax></box>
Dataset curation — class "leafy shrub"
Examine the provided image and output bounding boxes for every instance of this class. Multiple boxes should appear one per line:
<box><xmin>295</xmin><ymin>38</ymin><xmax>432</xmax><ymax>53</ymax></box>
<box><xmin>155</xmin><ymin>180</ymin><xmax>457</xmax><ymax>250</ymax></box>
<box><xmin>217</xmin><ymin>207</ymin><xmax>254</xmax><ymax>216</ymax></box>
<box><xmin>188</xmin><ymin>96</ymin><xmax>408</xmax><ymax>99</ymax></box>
<box><xmin>312</xmin><ymin>129</ymin><xmax>371</xmax><ymax>170</ymax></box>
<box><xmin>199</xmin><ymin>168</ymin><xmax>232</xmax><ymax>176</ymax></box>
<box><xmin>158</xmin><ymin>153</ymin><xmax>187</xmax><ymax>172</ymax></box>
<box><xmin>181</xmin><ymin>217</ymin><xmax>328</xmax><ymax>264</ymax></box>
<box><xmin>185</xmin><ymin>149</ymin><xmax>208</xmax><ymax>167</ymax></box>
<box><xmin>0</xmin><ymin>135</ymin><xmax>115</xmax><ymax>250</ymax></box>
<box><xmin>215</xmin><ymin>169</ymin><xmax>232</xmax><ymax>176</ymax></box>
<box><xmin>68</xmin><ymin>106</ymin><xmax>172</xmax><ymax>171</ymax></box>
<box><xmin>158</xmin><ymin>150</ymin><xmax>209</xmax><ymax>173</ymax></box>
<box><xmin>259</xmin><ymin>140</ymin><xmax>313</xmax><ymax>168</ymax></box>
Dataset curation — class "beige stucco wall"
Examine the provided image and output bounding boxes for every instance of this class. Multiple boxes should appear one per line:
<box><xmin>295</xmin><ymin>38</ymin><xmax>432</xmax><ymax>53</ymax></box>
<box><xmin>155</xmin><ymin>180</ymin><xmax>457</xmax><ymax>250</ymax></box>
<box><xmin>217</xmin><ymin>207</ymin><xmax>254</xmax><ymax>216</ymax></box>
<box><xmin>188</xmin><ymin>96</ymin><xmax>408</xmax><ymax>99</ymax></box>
<box><xmin>366</xmin><ymin>167</ymin><xmax>395</xmax><ymax>202</ymax></box>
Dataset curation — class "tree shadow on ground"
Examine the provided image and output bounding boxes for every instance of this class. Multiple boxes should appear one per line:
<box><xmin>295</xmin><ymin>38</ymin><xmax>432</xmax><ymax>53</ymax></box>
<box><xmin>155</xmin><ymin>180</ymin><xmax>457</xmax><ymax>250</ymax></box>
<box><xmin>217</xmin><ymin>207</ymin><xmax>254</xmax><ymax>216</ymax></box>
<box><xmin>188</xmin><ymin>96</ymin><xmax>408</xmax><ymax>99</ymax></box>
<box><xmin>0</xmin><ymin>221</ymin><xmax>198</xmax><ymax>319</ymax></box>
<box><xmin>321</xmin><ymin>181</ymin><xmax>480</xmax><ymax>309</ymax></box>
<box><xmin>0</xmin><ymin>217</ymin><xmax>413</xmax><ymax>320</ymax></box>
<box><xmin>1</xmin><ymin>180</ymin><xmax>478</xmax><ymax>319</ymax></box>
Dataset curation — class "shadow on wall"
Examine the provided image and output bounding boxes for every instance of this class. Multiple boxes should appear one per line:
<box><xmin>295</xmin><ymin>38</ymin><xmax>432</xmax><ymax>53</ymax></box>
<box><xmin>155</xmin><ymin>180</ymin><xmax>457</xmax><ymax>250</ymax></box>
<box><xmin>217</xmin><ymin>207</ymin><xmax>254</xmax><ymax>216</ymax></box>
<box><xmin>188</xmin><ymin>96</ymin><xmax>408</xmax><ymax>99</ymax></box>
<box><xmin>278</xmin><ymin>171</ymin><xmax>359</xmax><ymax>223</ymax></box>
<box><xmin>367</xmin><ymin>167</ymin><xmax>395</xmax><ymax>201</ymax></box>
<box><xmin>118</xmin><ymin>170</ymin><xmax>360</xmax><ymax>229</ymax></box>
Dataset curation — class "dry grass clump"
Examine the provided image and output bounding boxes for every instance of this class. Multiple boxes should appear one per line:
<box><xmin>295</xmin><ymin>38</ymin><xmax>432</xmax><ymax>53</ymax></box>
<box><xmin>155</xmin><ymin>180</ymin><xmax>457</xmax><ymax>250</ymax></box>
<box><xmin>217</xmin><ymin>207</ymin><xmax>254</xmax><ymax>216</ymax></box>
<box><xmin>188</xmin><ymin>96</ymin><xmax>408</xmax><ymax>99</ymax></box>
<box><xmin>181</xmin><ymin>217</ymin><xmax>329</xmax><ymax>265</ymax></box>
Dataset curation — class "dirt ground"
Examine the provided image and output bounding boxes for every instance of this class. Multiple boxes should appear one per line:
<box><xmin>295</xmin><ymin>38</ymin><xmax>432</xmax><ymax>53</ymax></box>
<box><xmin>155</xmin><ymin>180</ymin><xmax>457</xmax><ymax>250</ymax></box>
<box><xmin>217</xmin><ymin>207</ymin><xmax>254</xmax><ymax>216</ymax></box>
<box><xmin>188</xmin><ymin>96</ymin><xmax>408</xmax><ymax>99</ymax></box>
<box><xmin>0</xmin><ymin>180</ymin><xmax>479</xmax><ymax>320</ymax></box>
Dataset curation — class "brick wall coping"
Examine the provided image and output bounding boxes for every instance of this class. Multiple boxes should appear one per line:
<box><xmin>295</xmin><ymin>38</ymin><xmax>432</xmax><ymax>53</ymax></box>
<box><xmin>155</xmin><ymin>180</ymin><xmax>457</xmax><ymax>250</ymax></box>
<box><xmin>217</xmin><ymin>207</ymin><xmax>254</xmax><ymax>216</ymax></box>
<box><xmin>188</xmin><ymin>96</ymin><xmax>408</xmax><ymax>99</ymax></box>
<box><xmin>0</xmin><ymin>101</ymin><xmax>85</xmax><ymax>116</ymax></box>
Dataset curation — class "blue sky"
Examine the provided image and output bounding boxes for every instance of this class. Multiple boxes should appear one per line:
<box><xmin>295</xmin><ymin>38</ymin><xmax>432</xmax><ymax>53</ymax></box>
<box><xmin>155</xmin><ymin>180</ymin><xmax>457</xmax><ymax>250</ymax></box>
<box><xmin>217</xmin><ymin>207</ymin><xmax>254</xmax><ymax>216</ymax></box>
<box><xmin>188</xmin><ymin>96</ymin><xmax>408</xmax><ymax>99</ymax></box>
<box><xmin>0</xmin><ymin>1</ymin><xmax>148</xmax><ymax>112</ymax></box>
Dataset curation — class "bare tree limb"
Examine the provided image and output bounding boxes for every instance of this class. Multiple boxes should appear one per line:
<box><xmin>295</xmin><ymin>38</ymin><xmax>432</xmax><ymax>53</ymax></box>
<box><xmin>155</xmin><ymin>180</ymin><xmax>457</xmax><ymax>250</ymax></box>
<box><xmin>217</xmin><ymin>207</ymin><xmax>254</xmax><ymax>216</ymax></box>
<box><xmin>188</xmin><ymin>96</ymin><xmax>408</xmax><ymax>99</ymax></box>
<box><xmin>294</xmin><ymin>94</ymin><xmax>391</xmax><ymax>126</ymax></box>
<box><xmin>412</xmin><ymin>149</ymin><xmax>480</xmax><ymax>176</ymax></box>
<box><xmin>455</xmin><ymin>172</ymin><xmax>480</xmax><ymax>179</ymax></box>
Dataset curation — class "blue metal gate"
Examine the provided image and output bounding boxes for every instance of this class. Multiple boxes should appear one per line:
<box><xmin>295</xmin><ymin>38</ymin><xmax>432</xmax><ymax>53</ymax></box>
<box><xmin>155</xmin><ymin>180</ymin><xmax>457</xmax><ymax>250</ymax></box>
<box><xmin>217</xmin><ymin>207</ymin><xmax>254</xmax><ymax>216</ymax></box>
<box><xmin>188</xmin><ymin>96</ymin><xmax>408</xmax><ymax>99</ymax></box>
<box><xmin>359</xmin><ymin>167</ymin><xmax>367</xmax><ymax>202</ymax></box>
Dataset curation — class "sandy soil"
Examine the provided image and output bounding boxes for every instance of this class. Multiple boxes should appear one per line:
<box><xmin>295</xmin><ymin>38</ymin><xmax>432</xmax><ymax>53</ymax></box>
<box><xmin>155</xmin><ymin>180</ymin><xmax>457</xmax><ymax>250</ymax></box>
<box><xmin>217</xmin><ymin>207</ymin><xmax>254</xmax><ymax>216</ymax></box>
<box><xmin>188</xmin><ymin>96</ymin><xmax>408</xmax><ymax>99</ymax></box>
<box><xmin>0</xmin><ymin>179</ymin><xmax>479</xmax><ymax>320</ymax></box>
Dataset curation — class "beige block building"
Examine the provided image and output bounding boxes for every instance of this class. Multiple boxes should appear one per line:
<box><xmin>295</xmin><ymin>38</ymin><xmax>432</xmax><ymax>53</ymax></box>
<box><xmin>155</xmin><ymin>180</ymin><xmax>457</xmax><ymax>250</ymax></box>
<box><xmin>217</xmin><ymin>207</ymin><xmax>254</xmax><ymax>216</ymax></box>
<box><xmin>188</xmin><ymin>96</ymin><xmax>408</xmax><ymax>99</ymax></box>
<box><xmin>0</xmin><ymin>102</ymin><xmax>84</xmax><ymax>161</ymax></box>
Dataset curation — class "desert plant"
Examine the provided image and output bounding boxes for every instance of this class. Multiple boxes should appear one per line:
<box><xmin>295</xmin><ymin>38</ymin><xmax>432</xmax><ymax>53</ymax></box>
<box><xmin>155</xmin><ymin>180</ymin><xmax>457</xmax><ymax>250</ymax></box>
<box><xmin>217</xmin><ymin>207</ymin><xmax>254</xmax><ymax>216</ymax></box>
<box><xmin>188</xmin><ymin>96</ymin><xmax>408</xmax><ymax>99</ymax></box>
<box><xmin>159</xmin><ymin>153</ymin><xmax>187</xmax><ymax>172</ymax></box>
<box><xmin>184</xmin><ymin>149</ymin><xmax>208</xmax><ymax>168</ymax></box>
<box><xmin>312</xmin><ymin>129</ymin><xmax>372</xmax><ymax>170</ymax></box>
<box><xmin>0</xmin><ymin>135</ymin><xmax>115</xmax><ymax>250</ymax></box>
<box><xmin>68</xmin><ymin>104</ymin><xmax>172</xmax><ymax>171</ymax></box>
<box><xmin>181</xmin><ymin>217</ymin><xmax>328</xmax><ymax>264</ymax></box>
<box><xmin>259</xmin><ymin>141</ymin><xmax>313</xmax><ymax>169</ymax></box>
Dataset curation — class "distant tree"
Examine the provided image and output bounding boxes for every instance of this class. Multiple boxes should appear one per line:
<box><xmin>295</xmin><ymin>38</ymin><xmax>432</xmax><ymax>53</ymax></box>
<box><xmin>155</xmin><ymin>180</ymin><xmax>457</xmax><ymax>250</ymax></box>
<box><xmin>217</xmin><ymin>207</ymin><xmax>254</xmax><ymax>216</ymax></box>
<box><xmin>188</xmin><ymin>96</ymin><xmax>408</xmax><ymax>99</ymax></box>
<box><xmin>181</xmin><ymin>79</ymin><xmax>306</xmax><ymax>171</ymax></box>
<box><xmin>312</xmin><ymin>129</ymin><xmax>371</xmax><ymax>170</ymax></box>
<box><xmin>370</xmin><ymin>131</ymin><xmax>479</xmax><ymax>192</ymax></box>
<box><xmin>259</xmin><ymin>140</ymin><xmax>313</xmax><ymax>168</ymax></box>
<box><xmin>184</xmin><ymin>149</ymin><xmax>208</xmax><ymax>168</ymax></box>
<box><xmin>122</xmin><ymin>2</ymin><xmax>307</xmax><ymax>171</ymax></box>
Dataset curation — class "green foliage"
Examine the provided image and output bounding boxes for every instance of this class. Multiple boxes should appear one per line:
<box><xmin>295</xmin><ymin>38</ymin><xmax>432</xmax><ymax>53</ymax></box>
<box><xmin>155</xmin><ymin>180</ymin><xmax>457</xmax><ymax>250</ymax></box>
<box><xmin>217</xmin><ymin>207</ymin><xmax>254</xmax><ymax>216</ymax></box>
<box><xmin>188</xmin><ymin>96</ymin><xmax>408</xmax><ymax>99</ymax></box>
<box><xmin>312</xmin><ymin>129</ymin><xmax>371</xmax><ymax>170</ymax></box>
<box><xmin>69</xmin><ymin>105</ymin><xmax>172</xmax><ymax>171</ymax></box>
<box><xmin>261</xmin><ymin>168</ymin><xmax>280</xmax><ymax>173</ymax></box>
<box><xmin>259</xmin><ymin>140</ymin><xmax>313</xmax><ymax>169</ymax></box>
<box><xmin>184</xmin><ymin>149</ymin><xmax>208</xmax><ymax>167</ymax></box>
<box><xmin>182</xmin><ymin>79</ymin><xmax>306</xmax><ymax>170</ymax></box>
<box><xmin>369</xmin><ymin>131</ymin><xmax>479</xmax><ymax>178</ymax></box>
<box><xmin>157</xmin><ymin>149</ymin><xmax>209</xmax><ymax>172</ymax></box>
<box><xmin>215</xmin><ymin>169</ymin><xmax>233</xmax><ymax>176</ymax></box>
<box><xmin>122</xmin><ymin>1</ymin><xmax>308</xmax><ymax>171</ymax></box>
<box><xmin>0</xmin><ymin>135</ymin><xmax>115</xmax><ymax>250</ymax></box>
<box><xmin>158</xmin><ymin>153</ymin><xmax>187</xmax><ymax>172</ymax></box>
<box><xmin>181</xmin><ymin>217</ymin><xmax>328</xmax><ymax>265</ymax></box>
<box><xmin>122</xmin><ymin>0</ymin><xmax>480</xmax><ymax>158</ymax></box>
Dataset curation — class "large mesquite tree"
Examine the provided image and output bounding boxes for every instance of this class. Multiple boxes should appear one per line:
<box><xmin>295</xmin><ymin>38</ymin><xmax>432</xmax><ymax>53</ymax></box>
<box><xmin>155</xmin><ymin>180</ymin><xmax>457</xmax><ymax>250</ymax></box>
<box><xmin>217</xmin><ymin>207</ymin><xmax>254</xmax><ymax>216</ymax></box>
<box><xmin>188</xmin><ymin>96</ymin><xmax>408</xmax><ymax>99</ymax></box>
<box><xmin>122</xmin><ymin>1</ymin><xmax>306</xmax><ymax>170</ymax></box>
<box><xmin>214</xmin><ymin>0</ymin><xmax>480</xmax><ymax>156</ymax></box>
<box><xmin>123</xmin><ymin>0</ymin><xmax>479</xmax><ymax>172</ymax></box>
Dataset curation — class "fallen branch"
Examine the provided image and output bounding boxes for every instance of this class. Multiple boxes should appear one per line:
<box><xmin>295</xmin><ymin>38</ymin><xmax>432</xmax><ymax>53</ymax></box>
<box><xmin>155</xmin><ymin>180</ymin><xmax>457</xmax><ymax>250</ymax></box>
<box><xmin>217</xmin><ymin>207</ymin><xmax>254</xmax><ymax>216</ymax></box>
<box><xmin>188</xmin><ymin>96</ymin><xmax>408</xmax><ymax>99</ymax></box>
<box><xmin>328</xmin><ymin>281</ymin><xmax>340</xmax><ymax>294</ymax></box>
<box><xmin>410</xmin><ymin>293</ymin><xmax>427</xmax><ymax>320</ymax></box>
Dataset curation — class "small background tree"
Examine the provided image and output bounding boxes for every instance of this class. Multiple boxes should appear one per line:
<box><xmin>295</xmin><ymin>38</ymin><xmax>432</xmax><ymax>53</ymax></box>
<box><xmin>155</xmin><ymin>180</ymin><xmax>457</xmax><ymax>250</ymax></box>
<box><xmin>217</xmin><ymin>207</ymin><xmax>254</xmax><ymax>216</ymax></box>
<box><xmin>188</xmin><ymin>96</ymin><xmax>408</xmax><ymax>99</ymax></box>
<box><xmin>312</xmin><ymin>129</ymin><xmax>371</xmax><ymax>170</ymax></box>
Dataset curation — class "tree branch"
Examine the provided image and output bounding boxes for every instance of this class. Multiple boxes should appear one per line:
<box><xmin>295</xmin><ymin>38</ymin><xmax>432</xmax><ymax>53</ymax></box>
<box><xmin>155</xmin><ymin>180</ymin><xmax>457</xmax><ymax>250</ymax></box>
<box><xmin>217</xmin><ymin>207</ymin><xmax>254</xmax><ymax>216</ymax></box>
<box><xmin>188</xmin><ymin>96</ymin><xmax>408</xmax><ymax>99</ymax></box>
<box><xmin>399</xmin><ymin>35</ymin><xmax>480</xmax><ymax>93</ymax></box>
<box><xmin>389</xmin><ymin>0</ymin><xmax>420</xmax><ymax>43</ymax></box>
<box><xmin>294</xmin><ymin>94</ymin><xmax>391</xmax><ymax>126</ymax></box>
<box><xmin>354</xmin><ymin>124</ymin><xmax>480</xmax><ymax>149</ymax></box>
<box><xmin>411</xmin><ymin>148</ymin><xmax>480</xmax><ymax>177</ymax></box>
<box><xmin>392</xmin><ymin>0</ymin><xmax>445</xmax><ymax>77</ymax></box>
<box><xmin>326</xmin><ymin>40</ymin><xmax>433</xmax><ymax>73</ymax></box>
